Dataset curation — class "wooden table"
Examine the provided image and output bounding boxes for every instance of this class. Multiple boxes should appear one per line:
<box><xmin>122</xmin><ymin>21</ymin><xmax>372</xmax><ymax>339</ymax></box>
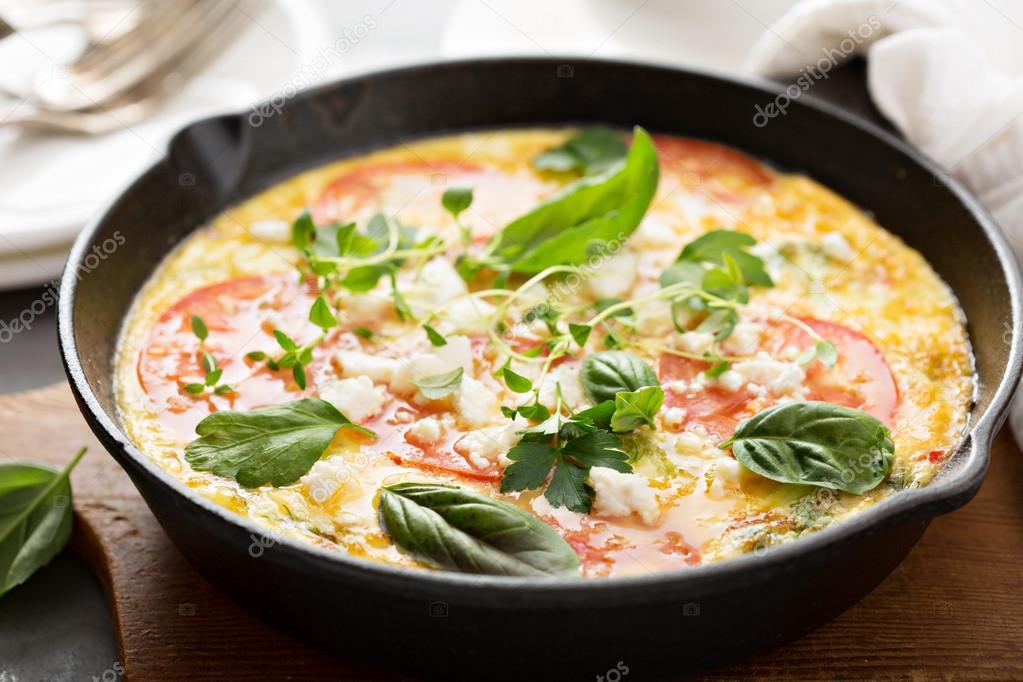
<box><xmin>2</xmin><ymin>382</ymin><xmax>1021</xmax><ymax>681</ymax></box>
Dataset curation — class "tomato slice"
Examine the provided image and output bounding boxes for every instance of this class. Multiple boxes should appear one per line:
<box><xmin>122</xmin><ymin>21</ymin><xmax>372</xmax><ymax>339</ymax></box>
<box><xmin>137</xmin><ymin>274</ymin><xmax>325</xmax><ymax>441</ymax></box>
<box><xmin>313</xmin><ymin>160</ymin><xmax>552</xmax><ymax>240</ymax></box>
<box><xmin>660</xmin><ymin>318</ymin><xmax>898</xmax><ymax>437</ymax></box>
<box><xmin>650</xmin><ymin>134</ymin><xmax>774</xmax><ymax>202</ymax></box>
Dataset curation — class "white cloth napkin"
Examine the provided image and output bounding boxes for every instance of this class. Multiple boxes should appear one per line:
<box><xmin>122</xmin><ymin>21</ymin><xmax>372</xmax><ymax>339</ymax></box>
<box><xmin>744</xmin><ymin>0</ymin><xmax>1023</xmax><ymax>445</ymax></box>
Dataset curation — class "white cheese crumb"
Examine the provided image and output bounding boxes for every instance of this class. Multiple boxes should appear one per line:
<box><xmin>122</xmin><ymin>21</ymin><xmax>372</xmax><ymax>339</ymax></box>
<box><xmin>584</xmin><ymin>251</ymin><xmax>639</xmax><ymax>300</ymax></box>
<box><xmin>455</xmin><ymin>377</ymin><xmax>501</xmax><ymax>428</ymax></box>
<box><xmin>247</xmin><ymin>220</ymin><xmax>291</xmax><ymax>242</ymax></box>
<box><xmin>407</xmin><ymin>416</ymin><xmax>443</xmax><ymax>444</ymax></box>
<box><xmin>674</xmin><ymin>429</ymin><xmax>711</xmax><ymax>455</ymax></box>
<box><xmin>820</xmin><ymin>232</ymin><xmax>854</xmax><ymax>262</ymax></box>
<box><xmin>708</xmin><ymin>457</ymin><xmax>742</xmax><ymax>498</ymax></box>
<box><xmin>589</xmin><ymin>468</ymin><xmax>661</xmax><ymax>526</ymax></box>
<box><xmin>732</xmin><ymin>353</ymin><xmax>806</xmax><ymax>397</ymax></box>
<box><xmin>721</xmin><ymin>322</ymin><xmax>763</xmax><ymax>356</ymax></box>
<box><xmin>335</xmin><ymin>350</ymin><xmax>399</xmax><ymax>384</ymax></box>
<box><xmin>716</xmin><ymin>369</ymin><xmax>745</xmax><ymax>393</ymax></box>
<box><xmin>662</xmin><ymin>406</ymin><xmax>687</xmax><ymax>430</ymax></box>
<box><xmin>318</xmin><ymin>375</ymin><xmax>386</xmax><ymax>422</ymax></box>
<box><xmin>634</xmin><ymin>300</ymin><xmax>676</xmax><ymax>335</ymax></box>
<box><xmin>535</xmin><ymin>362</ymin><xmax>586</xmax><ymax>411</ymax></box>
<box><xmin>390</xmin><ymin>335</ymin><xmax>474</xmax><ymax>395</ymax></box>
<box><xmin>676</xmin><ymin>331</ymin><xmax>715</xmax><ymax>355</ymax></box>
<box><xmin>415</xmin><ymin>257</ymin><xmax>468</xmax><ymax>306</ymax></box>
<box><xmin>439</xmin><ymin>297</ymin><xmax>496</xmax><ymax>335</ymax></box>
<box><xmin>631</xmin><ymin>215</ymin><xmax>679</xmax><ymax>250</ymax></box>
<box><xmin>454</xmin><ymin>419</ymin><xmax>523</xmax><ymax>469</ymax></box>
<box><xmin>344</xmin><ymin>292</ymin><xmax>393</xmax><ymax>326</ymax></box>
<box><xmin>302</xmin><ymin>455</ymin><xmax>359</xmax><ymax>504</ymax></box>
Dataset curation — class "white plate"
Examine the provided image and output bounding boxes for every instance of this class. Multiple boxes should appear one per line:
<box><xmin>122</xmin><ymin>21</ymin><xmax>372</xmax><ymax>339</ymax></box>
<box><xmin>0</xmin><ymin>0</ymin><xmax>333</xmax><ymax>289</ymax></box>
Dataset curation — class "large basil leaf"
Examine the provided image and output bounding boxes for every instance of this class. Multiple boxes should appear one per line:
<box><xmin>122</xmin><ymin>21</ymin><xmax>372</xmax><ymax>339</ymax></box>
<box><xmin>533</xmin><ymin>127</ymin><xmax>628</xmax><ymax>176</ymax></box>
<box><xmin>722</xmin><ymin>401</ymin><xmax>894</xmax><ymax>494</ymax></box>
<box><xmin>185</xmin><ymin>398</ymin><xmax>374</xmax><ymax>488</ymax></box>
<box><xmin>581</xmin><ymin>351</ymin><xmax>659</xmax><ymax>403</ymax></box>
<box><xmin>0</xmin><ymin>448</ymin><xmax>86</xmax><ymax>598</ymax></box>
<box><xmin>486</xmin><ymin>126</ymin><xmax>659</xmax><ymax>273</ymax></box>
<box><xmin>378</xmin><ymin>483</ymin><xmax>580</xmax><ymax>577</ymax></box>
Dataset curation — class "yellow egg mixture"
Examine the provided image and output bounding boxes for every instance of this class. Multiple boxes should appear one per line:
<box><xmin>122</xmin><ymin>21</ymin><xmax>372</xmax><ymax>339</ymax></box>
<box><xmin>115</xmin><ymin>129</ymin><xmax>974</xmax><ymax>577</ymax></box>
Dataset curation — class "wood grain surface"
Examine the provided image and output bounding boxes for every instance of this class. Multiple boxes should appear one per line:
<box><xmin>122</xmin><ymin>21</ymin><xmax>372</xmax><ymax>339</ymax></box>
<box><xmin>2</xmin><ymin>382</ymin><xmax>1021</xmax><ymax>681</ymax></box>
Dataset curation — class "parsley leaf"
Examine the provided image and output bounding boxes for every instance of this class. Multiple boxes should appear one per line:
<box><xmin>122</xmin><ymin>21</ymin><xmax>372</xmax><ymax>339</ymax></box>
<box><xmin>501</xmin><ymin>442</ymin><xmax>557</xmax><ymax>492</ymax></box>
<box><xmin>184</xmin><ymin>398</ymin><xmax>374</xmax><ymax>487</ymax></box>
<box><xmin>545</xmin><ymin>458</ymin><xmax>594</xmax><ymax>513</ymax></box>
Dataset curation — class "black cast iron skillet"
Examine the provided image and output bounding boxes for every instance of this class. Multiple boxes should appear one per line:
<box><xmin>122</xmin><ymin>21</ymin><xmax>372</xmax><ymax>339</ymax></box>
<box><xmin>58</xmin><ymin>58</ymin><xmax>1022</xmax><ymax>680</ymax></box>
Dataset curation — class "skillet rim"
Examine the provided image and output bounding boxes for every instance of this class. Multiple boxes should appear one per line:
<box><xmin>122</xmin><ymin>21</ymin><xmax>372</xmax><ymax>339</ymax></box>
<box><xmin>58</xmin><ymin>56</ymin><xmax>1023</xmax><ymax>598</ymax></box>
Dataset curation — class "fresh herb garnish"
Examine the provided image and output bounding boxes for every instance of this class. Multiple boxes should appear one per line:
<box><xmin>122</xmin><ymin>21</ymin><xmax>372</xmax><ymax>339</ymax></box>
<box><xmin>0</xmin><ymin>448</ymin><xmax>86</xmax><ymax>598</ymax></box>
<box><xmin>533</xmin><ymin>127</ymin><xmax>628</xmax><ymax>176</ymax></box>
<box><xmin>501</xmin><ymin>402</ymin><xmax>633</xmax><ymax>513</ymax></box>
<box><xmin>184</xmin><ymin>314</ymin><xmax>234</xmax><ymax>396</ymax></box>
<box><xmin>580</xmin><ymin>351</ymin><xmax>659</xmax><ymax>404</ymax></box>
<box><xmin>184</xmin><ymin>398</ymin><xmax>374</xmax><ymax>487</ymax></box>
<box><xmin>484</xmin><ymin>126</ymin><xmax>659</xmax><ymax>274</ymax></box>
<box><xmin>721</xmin><ymin>401</ymin><xmax>894</xmax><ymax>494</ymax></box>
<box><xmin>422</xmin><ymin>323</ymin><xmax>447</xmax><ymax>347</ymax></box>
<box><xmin>352</xmin><ymin>326</ymin><xmax>374</xmax><ymax>340</ymax></box>
<box><xmin>413</xmin><ymin>367</ymin><xmax>464</xmax><ymax>399</ymax></box>
<box><xmin>610</xmin><ymin>385</ymin><xmax>664</xmax><ymax>433</ymax></box>
<box><xmin>378</xmin><ymin>482</ymin><xmax>580</xmax><ymax>576</ymax></box>
<box><xmin>501</xmin><ymin>366</ymin><xmax>533</xmax><ymax>393</ymax></box>
<box><xmin>442</xmin><ymin>187</ymin><xmax>474</xmax><ymax>244</ymax></box>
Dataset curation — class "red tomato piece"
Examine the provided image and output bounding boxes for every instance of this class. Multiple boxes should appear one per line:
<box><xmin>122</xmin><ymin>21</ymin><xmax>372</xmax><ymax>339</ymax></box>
<box><xmin>650</xmin><ymin>134</ymin><xmax>774</xmax><ymax>202</ymax></box>
<box><xmin>137</xmin><ymin>274</ymin><xmax>325</xmax><ymax>441</ymax></box>
<box><xmin>660</xmin><ymin>318</ymin><xmax>898</xmax><ymax>438</ymax></box>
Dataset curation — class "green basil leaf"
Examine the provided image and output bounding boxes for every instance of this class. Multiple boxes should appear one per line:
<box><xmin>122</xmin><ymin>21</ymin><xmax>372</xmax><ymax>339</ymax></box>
<box><xmin>184</xmin><ymin>383</ymin><xmax>205</xmax><ymax>394</ymax></box>
<box><xmin>501</xmin><ymin>367</ymin><xmax>533</xmax><ymax>393</ymax></box>
<box><xmin>593</xmin><ymin>298</ymin><xmax>633</xmax><ymax>318</ymax></box>
<box><xmin>697</xmin><ymin>307</ymin><xmax>739</xmax><ymax>341</ymax></box>
<box><xmin>580</xmin><ymin>350</ymin><xmax>659</xmax><ymax>403</ymax></box>
<box><xmin>184</xmin><ymin>398</ymin><xmax>374</xmax><ymax>487</ymax></box>
<box><xmin>309</xmin><ymin>295</ymin><xmax>338</xmax><ymax>331</ymax></box>
<box><xmin>273</xmin><ymin>329</ymin><xmax>296</xmax><ymax>352</ymax></box>
<box><xmin>352</xmin><ymin>327</ymin><xmax>373</xmax><ymax>340</ymax></box>
<box><xmin>441</xmin><ymin>187</ymin><xmax>473</xmax><ymax>218</ymax></box>
<box><xmin>501</xmin><ymin>442</ymin><xmax>556</xmax><ymax>492</ymax></box>
<box><xmin>610</xmin><ymin>386</ymin><xmax>664</xmax><ymax>432</ymax></box>
<box><xmin>200</xmin><ymin>351</ymin><xmax>217</xmax><ymax>375</ymax></box>
<box><xmin>573</xmin><ymin>400</ymin><xmax>615</xmax><ymax>431</ymax></box>
<box><xmin>292</xmin><ymin>363</ymin><xmax>307</xmax><ymax>389</ymax></box>
<box><xmin>412</xmin><ymin>367</ymin><xmax>463</xmax><ymax>399</ymax></box>
<box><xmin>204</xmin><ymin>368</ymin><xmax>223</xmax><ymax>386</ymax></box>
<box><xmin>705</xmin><ymin>360</ymin><xmax>730</xmax><ymax>378</ymax></box>
<box><xmin>722</xmin><ymin>401</ymin><xmax>894</xmax><ymax>494</ymax></box>
<box><xmin>378</xmin><ymin>482</ymin><xmax>579</xmax><ymax>577</ymax></box>
<box><xmin>423</xmin><ymin>323</ymin><xmax>447</xmax><ymax>347</ymax></box>
<box><xmin>533</xmin><ymin>127</ymin><xmax>627</xmax><ymax>176</ymax></box>
<box><xmin>487</xmin><ymin>127</ymin><xmax>659</xmax><ymax>274</ymax></box>
<box><xmin>341</xmin><ymin>264</ymin><xmax>388</xmax><ymax>292</ymax></box>
<box><xmin>246</xmin><ymin>350</ymin><xmax>267</xmax><ymax>361</ymax></box>
<box><xmin>0</xmin><ymin>448</ymin><xmax>86</xmax><ymax>598</ymax></box>
<box><xmin>290</xmin><ymin>210</ymin><xmax>316</xmax><ymax>251</ymax></box>
<box><xmin>190</xmin><ymin>315</ymin><xmax>208</xmax><ymax>342</ymax></box>
<box><xmin>658</xmin><ymin>260</ymin><xmax>704</xmax><ymax>290</ymax></box>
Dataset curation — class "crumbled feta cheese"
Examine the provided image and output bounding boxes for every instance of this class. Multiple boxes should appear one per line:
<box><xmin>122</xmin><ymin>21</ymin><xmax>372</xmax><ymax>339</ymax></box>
<box><xmin>662</xmin><ymin>406</ymin><xmax>687</xmax><ymax>430</ymax></box>
<box><xmin>390</xmin><ymin>335</ymin><xmax>474</xmax><ymax>394</ymax></box>
<box><xmin>407</xmin><ymin>416</ymin><xmax>443</xmax><ymax>444</ymax></box>
<box><xmin>589</xmin><ymin>468</ymin><xmax>661</xmax><ymax>525</ymax></box>
<box><xmin>584</xmin><ymin>251</ymin><xmax>639</xmax><ymax>300</ymax></box>
<box><xmin>635</xmin><ymin>301</ymin><xmax>676</xmax><ymax>335</ymax></box>
<box><xmin>335</xmin><ymin>350</ymin><xmax>399</xmax><ymax>384</ymax></box>
<box><xmin>721</xmin><ymin>322</ymin><xmax>762</xmax><ymax>356</ymax></box>
<box><xmin>302</xmin><ymin>455</ymin><xmax>359</xmax><ymax>504</ymax></box>
<box><xmin>821</xmin><ymin>232</ymin><xmax>854</xmax><ymax>262</ymax></box>
<box><xmin>708</xmin><ymin>457</ymin><xmax>742</xmax><ymax>498</ymax></box>
<box><xmin>455</xmin><ymin>419</ymin><xmax>522</xmax><ymax>468</ymax></box>
<box><xmin>666</xmin><ymin>380</ymin><xmax>689</xmax><ymax>395</ymax></box>
<box><xmin>247</xmin><ymin>220</ymin><xmax>291</xmax><ymax>242</ymax></box>
<box><xmin>717</xmin><ymin>369</ymin><xmax>745</xmax><ymax>393</ymax></box>
<box><xmin>344</xmin><ymin>291</ymin><xmax>393</xmax><ymax>326</ymax></box>
<box><xmin>319</xmin><ymin>375</ymin><xmax>386</xmax><ymax>422</ymax></box>
<box><xmin>631</xmin><ymin>215</ymin><xmax>679</xmax><ymax>250</ymax></box>
<box><xmin>455</xmin><ymin>377</ymin><xmax>501</xmax><ymax>428</ymax></box>
<box><xmin>732</xmin><ymin>353</ymin><xmax>806</xmax><ymax>396</ymax></box>
<box><xmin>535</xmin><ymin>362</ymin><xmax>586</xmax><ymax>410</ymax></box>
<box><xmin>439</xmin><ymin>297</ymin><xmax>496</xmax><ymax>335</ymax></box>
<box><xmin>415</xmin><ymin>257</ymin><xmax>468</xmax><ymax>305</ymax></box>
<box><xmin>676</xmin><ymin>331</ymin><xmax>715</xmax><ymax>355</ymax></box>
<box><xmin>674</xmin><ymin>429</ymin><xmax>711</xmax><ymax>455</ymax></box>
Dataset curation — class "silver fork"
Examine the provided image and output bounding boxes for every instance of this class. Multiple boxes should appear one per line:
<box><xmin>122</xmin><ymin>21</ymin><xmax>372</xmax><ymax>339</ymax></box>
<box><xmin>0</xmin><ymin>1</ymin><xmax>265</xmax><ymax>133</ymax></box>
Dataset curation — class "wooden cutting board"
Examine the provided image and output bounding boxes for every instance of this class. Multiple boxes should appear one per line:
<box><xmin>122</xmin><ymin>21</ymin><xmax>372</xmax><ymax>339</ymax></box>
<box><xmin>2</xmin><ymin>382</ymin><xmax>1021</xmax><ymax>681</ymax></box>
